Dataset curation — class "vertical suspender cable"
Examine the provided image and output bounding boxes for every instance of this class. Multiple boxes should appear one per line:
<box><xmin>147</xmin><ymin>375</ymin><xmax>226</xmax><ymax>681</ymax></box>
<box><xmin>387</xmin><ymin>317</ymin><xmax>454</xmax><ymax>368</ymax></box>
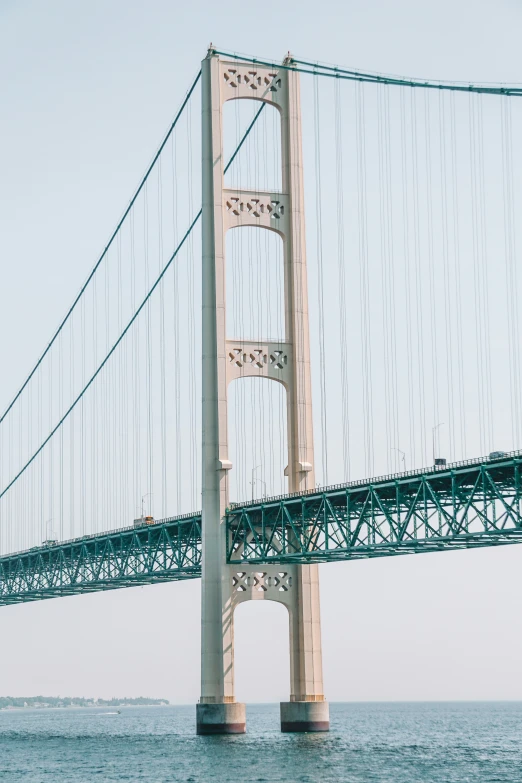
<box><xmin>313</xmin><ymin>71</ymin><xmax>328</xmax><ymax>484</ymax></box>
<box><xmin>439</xmin><ymin>92</ymin><xmax>456</xmax><ymax>459</ymax></box>
<box><xmin>410</xmin><ymin>89</ymin><xmax>427</xmax><ymax>465</ymax></box>
<box><xmin>469</xmin><ymin>94</ymin><xmax>486</xmax><ymax>454</ymax></box>
<box><xmin>186</xmin><ymin>100</ymin><xmax>197</xmax><ymax>507</ymax></box>
<box><xmin>379</xmin><ymin>85</ymin><xmax>399</xmax><ymax>471</ymax></box>
<box><xmin>158</xmin><ymin>157</ymin><xmax>167</xmax><ymax>516</ymax></box>
<box><xmin>171</xmin><ymin>130</ymin><xmax>181</xmax><ymax>512</ymax></box>
<box><xmin>334</xmin><ymin>78</ymin><xmax>350</xmax><ymax>479</ymax></box>
<box><xmin>450</xmin><ymin>94</ymin><xmax>467</xmax><ymax>457</ymax></box>
<box><xmin>377</xmin><ymin>86</ymin><xmax>391</xmax><ymax>464</ymax></box>
<box><xmin>424</xmin><ymin>91</ymin><xmax>440</xmax><ymax>455</ymax></box>
<box><xmin>401</xmin><ymin>88</ymin><xmax>416</xmax><ymax>467</ymax></box>
<box><xmin>501</xmin><ymin>97</ymin><xmax>520</xmax><ymax>446</ymax></box>
<box><xmin>144</xmin><ymin>182</ymin><xmax>154</xmax><ymax>513</ymax></box>
<box><xmin>477</xmin><ymin>98</ymin><xmax>494</xmax><ymax>450</ymax></box>
<box><xmin>356</xmin><ymin>81</ymin><xmax>374</xmax><ymax>476</ymax></box>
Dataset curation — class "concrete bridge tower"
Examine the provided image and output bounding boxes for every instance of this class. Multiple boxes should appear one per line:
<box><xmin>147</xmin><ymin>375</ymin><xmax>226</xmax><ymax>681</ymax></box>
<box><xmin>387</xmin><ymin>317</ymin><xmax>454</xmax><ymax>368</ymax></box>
<box><xmin>198</xmin><ymin>49</ymin><xmax>329</xmax><ymax>735</ymax></box>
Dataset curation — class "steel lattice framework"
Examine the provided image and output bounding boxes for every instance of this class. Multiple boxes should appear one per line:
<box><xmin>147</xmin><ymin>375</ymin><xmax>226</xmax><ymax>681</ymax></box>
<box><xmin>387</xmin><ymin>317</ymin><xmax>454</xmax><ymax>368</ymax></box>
<box><xmin>3</xmin><ymin>453</ymin><xmax>522</xmax><ymax>605</ymax></box>
<box><xmin>226</xmin><ymin>453</ymin><xmax>522</xmax><ymax>564</ymax></box>
<box><xmin>0</xmin><ymin>514</ymin><xmax>201</xmax><ymax>606</ymax></box>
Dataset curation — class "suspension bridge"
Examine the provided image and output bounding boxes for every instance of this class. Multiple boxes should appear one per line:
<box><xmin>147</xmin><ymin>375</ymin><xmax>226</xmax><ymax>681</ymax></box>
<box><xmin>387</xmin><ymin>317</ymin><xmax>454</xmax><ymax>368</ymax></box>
<box><xmin>1</xmin><ymin>48</ymin><xmax>522</xmax><ymax>734</ymax></box>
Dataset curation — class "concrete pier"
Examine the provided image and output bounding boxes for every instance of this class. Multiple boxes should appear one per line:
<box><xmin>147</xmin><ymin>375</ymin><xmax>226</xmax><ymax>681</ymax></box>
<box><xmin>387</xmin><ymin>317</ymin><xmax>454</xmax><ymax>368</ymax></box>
<box><xmin>196</xmin><ymin>703</ymin><xmax>246</xmax><ymax>735</ymax></box>
<box><xmin>280</xmin><ymin>701</ymin><xmax>330</xmax><ymax>733</ymax></box>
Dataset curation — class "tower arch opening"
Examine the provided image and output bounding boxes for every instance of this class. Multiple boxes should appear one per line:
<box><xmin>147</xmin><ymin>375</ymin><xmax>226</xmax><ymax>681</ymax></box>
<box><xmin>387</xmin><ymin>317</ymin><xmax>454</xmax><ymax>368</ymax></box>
<box><xmin>228</xmin><ymin>376</ymin><xmax>288</xmax><ymax>504</ymax></box>
<box><xmin>226</xmin><ymin>226</ymin><xmax>285</xmax><ymax>343</ymax></box>
<box><xmin>233</xmin><ymin>599</ymin><xmax>290</xmax><ymax>705</ymax></box>
<box><xmin>223</xmin><ymin>98</ymin><xmax>282</xmax><ymax>193</ymax></box>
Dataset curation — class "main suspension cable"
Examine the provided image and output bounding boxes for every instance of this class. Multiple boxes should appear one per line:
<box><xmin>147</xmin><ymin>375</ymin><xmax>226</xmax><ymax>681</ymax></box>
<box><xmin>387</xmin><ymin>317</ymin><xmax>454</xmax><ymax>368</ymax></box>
<box><xmin>213</xmin><ymin>50</ymin><xmax>522</xmax><ymax>96</ymax></box>
<box><xmin>0</xmin><ymin>70</ymin><xmax>202</xmax><ymax>427</ymax></box>
<box><xmin>0</xmin><ymin>103</ymin><xmax>266</xmax><ymax>502</ymax></box>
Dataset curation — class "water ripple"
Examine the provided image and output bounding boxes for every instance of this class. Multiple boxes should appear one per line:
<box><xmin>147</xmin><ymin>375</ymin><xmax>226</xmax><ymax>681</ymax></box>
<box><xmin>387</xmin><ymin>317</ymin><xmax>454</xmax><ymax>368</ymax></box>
<box><xmin>0</xmin><ymin>702</ymin><xmax>521</xmax><ymax>782</ymax></box>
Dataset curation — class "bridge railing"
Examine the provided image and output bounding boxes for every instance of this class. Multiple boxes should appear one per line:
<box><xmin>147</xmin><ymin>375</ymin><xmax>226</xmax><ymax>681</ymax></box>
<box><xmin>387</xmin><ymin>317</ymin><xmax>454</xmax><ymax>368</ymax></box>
<box><xmin>2</xmin><ymin>451</ymin><xmax>522</xmax><ymax>603</ymax></box>
<box><xmin>229</xmin><ymin>449</ymin><xmax>522</xmax><ymax>510</ymax></box>
<box><xmin>226</xmin><ymin>451</ymin><xmax>522</xmax><ymax>564</ymax></box>
<box><xmin>0</xmin><ymin>510</ymin><xmax>202</xmax><ymax>563</ymax></box>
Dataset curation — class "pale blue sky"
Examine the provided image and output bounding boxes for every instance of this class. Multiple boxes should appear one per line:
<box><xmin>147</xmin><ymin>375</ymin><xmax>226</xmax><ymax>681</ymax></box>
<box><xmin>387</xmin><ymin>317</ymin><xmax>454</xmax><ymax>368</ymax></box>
<box><xmin>1</xmin><ymin>0</ymin><xmax>522</xmax><ymax>705</ymax></box>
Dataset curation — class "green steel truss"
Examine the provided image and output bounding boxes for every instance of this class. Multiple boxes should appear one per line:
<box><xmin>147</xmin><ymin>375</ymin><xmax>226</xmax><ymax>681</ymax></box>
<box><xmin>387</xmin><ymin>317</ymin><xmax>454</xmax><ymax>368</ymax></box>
<box><xmin>0</xmin><ymin>514</ymin><xmax>201</xmax><ymax>606</ymax></box>
<box><xmin>226</xmin><ymin>452</ymin><xmax>522</xmax><ymax>564</ymax></box>
<box><xmin>3</xmin><ymin>452</ymin><xmax>522</xmax><ymax>605</ymax></box>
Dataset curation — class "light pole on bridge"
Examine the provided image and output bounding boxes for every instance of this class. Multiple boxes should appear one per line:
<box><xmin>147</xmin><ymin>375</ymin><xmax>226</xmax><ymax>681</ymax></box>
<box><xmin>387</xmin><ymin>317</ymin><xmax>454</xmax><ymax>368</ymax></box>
<box><xmin>432</xmin><ymin>423</ymin><xmax>444</xmax><ymax>464</ymax></box>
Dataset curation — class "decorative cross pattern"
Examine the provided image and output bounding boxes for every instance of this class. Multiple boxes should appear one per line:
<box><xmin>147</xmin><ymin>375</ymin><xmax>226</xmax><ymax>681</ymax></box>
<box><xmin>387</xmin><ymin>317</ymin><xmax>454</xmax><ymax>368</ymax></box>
<box><xmin>269</xmin><ymin>350</ymin><xmax>287</xmax><ymax>370</ymax></box>
<box><xmin>232</xmin><ymin>571</ymin><xmax>292</xmax><ymax>593</ymax></box>
<box><xmin>223</xmin><ymin>68</ymin><xmax>282</xmax><ymax>93</ymax></box>
<box><xmin>228</xmin><ymin>348</ymin><xmax>288</xmax><ymax>370</ymax></box>
<box><xmin>225</xmin><ymin>197</ymin><xmax>284</xmax><ymax>221</ymax></box>
<box><xmin>228</xmin><ymin>348</ymin><xmax>265</xmax><ymax>369</ymax></box>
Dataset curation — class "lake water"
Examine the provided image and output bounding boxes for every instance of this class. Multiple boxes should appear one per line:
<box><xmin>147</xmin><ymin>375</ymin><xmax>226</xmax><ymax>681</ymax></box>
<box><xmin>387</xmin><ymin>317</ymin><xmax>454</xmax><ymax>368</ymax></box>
<box><xmin>0</xmin><ymin>701</ymin><xmax>521</xmax><ymax>782</ymax></box>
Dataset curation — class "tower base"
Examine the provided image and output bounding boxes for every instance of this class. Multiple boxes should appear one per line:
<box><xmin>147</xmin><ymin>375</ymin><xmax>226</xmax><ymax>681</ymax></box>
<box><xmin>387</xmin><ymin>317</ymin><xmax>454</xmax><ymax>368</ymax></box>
<box><xmin>280</xmin><ymin>701</ymin><xmax>330</xmax><ymax>732</ymax></box>
<box><xmin>196</xmin><ymin>702</ymin><xmax>246</xmax><ymax>735</ymax></box>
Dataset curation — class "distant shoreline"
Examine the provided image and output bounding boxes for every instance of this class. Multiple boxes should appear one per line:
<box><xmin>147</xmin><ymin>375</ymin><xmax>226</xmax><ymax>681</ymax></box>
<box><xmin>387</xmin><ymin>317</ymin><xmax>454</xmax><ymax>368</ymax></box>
<box><xmin>0</xmin><ymin>698</ymin><xmax>169</xmax><ymax>711</ymax></box>
<box><xmin>0</xmin><ymin>704</ymin><xmax>170</xmax><ymax>711</ymax></box>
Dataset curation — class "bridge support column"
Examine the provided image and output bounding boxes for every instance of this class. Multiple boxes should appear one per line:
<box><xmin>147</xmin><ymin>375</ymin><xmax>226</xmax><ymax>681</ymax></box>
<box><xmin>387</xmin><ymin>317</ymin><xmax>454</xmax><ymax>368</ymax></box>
<box><xmin>196</xmin><ymin>702</ymin><xmax>246</xmax><ymax>735</ymax></box>
<box><xmin>280</xmin><ymin>701</ymin><xmax>330</xmax><ymax>733</ymax></box>
<box><xmin>200</xmin><ymin>48</ymin><xmax>328</xmax><ymax>734</ymax></box>
<box><xmin>282</xmin><ymin>564</ymin><xmax>329</xmax><ymax>732</ymax></box>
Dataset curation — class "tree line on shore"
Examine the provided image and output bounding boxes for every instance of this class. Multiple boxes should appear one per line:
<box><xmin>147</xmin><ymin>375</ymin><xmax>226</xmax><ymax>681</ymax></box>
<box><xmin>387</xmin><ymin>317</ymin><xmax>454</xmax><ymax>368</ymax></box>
<box><xmin>0</xmin><ymin>696</ymin><xmax>169</xmax><ymax>709</ymax></box>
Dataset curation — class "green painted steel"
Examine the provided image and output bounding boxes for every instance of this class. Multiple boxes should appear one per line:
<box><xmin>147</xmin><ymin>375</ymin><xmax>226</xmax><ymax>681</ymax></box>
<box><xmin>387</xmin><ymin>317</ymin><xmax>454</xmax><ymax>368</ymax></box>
<box><xmin>3</xmin><ymin>452</ymin><xmax>522</xmax><ymax>605</ymax></box>
<box><xmin>226</xmin><ymin>452</ymin><xmax>522</xmax><ymax>564</ymax></box>
<box><xmin>0</xmin><ymin>514</ymin><xmax>201</xmax><ymax>606</ymax></box>
<box><xmin>213</xmin><ymin>50</ymin><xmax>522</xmax><ymax>96</ymax></box>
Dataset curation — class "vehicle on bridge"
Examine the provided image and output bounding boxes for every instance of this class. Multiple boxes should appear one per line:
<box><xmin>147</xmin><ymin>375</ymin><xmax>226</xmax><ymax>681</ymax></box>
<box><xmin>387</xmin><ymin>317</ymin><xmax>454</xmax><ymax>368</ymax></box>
<box><xmin>133</xmin><ymin>516</ymin><xmax>155</xmax><ymax>528</ymax></box>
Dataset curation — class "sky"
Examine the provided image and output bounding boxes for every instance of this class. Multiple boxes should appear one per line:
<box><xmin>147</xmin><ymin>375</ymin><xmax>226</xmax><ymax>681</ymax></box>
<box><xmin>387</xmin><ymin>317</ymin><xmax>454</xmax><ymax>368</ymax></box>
<box><xmin>1</xmin><ymin>0</ymin><xmax>522</xmax><ymax>705</ymax></box>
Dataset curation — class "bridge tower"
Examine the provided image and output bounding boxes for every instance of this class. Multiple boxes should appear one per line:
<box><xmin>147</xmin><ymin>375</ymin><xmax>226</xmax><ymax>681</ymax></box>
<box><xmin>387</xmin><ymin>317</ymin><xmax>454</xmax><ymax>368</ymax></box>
<box><xmin>198</xmin><ymin>50</ymin><xmax>329</xmax><ymax>735</ymax></box>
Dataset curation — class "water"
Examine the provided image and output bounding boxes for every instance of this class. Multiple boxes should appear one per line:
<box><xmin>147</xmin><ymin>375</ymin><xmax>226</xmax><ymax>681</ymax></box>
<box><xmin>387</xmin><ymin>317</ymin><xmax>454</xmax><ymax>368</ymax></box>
<box><xmin>1</xmin><ymin>702</ymin><xmax>521</xmax><ymax>782</ymax></box>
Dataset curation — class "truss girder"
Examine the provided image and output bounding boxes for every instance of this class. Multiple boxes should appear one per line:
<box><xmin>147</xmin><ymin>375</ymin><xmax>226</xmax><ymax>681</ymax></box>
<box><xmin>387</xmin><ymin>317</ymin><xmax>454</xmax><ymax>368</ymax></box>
<box><xmin>0</xmin><ymin>517</ymin><xmax>202</xmax><ymax>606</ymax></box>
<box><xmin>226</xmin><ymin>458</ymin><xmax>522</xmax><ymax>563</ymax></box>
<box><xmin>3</xmin><ymin>458</ymin><xmax>522</xmax><ymax>605</ymax></box>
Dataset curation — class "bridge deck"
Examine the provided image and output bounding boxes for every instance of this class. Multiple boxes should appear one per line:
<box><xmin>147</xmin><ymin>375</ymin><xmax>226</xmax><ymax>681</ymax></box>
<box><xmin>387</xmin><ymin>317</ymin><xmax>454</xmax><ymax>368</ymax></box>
<box><xmin>2</xmin><ymin>451</ymin><xmax>522</xmax><ymax>605</ymax></box>
<box><xmin>227</xmin><ymin>451</ymin><xmax>522</xmax><ymax>563</ymax></box>
<box><xmin>0</xmin><ymin>514</ymin><xmax>202</xmax><ymax>606</ymax></box>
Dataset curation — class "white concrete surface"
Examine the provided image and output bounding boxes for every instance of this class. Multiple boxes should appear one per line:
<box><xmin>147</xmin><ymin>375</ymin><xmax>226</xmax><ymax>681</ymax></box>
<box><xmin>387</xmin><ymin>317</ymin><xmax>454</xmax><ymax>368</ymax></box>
<box><xmin>200</xmin><ymin>50</ymin><xmax>328</xmax><ymax>728</ymax></box>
